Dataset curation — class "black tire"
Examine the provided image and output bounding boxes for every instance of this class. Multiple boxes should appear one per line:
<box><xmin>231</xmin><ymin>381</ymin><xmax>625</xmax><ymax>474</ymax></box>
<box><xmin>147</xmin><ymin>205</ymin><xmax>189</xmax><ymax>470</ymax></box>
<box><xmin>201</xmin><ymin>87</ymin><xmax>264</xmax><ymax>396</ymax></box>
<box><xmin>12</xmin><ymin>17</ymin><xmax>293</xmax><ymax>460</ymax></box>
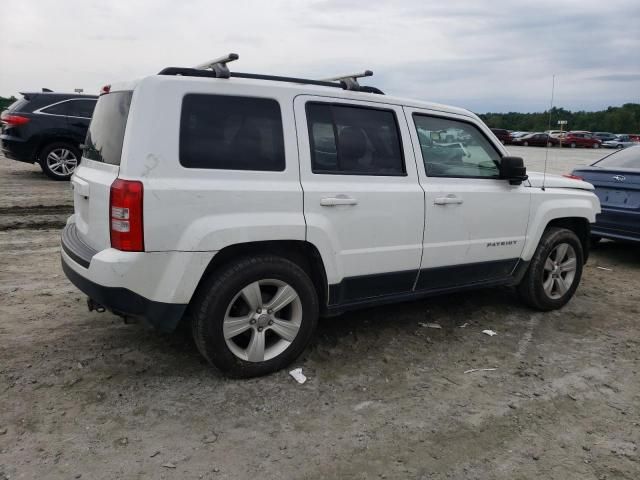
<box><xmin>570</xmin><ymin>142</ymin><xmax>577</xmax><ymax>148</ymax></box>
<box><xmin>190</xmin><ymin>255</ymin><xmax>319</xmax><ymax>378</ymax></box>
<box><xmin>517</xmin><ymin>227</ymin><xmax>584</xmax><ymax>311</ymax></box>
<box><xmin>39</xmin><ymin>142</ymin><xmax>81</xmax><ymax>180</ymax></box>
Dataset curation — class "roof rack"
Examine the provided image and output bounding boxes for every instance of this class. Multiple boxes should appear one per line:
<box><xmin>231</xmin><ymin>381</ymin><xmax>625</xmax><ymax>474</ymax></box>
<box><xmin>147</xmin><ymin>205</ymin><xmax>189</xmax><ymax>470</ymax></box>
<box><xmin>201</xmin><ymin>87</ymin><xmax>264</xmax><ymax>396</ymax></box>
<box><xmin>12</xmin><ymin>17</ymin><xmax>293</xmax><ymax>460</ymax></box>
<box><xmin>157</xmin><ymin>53</ymin><xmax>383</xmax><ymax>94</ymax></box>
<box><xmin>321</xmin><ymin>70</ymin><xmax>373</xmax><ymax>91</ymax></box>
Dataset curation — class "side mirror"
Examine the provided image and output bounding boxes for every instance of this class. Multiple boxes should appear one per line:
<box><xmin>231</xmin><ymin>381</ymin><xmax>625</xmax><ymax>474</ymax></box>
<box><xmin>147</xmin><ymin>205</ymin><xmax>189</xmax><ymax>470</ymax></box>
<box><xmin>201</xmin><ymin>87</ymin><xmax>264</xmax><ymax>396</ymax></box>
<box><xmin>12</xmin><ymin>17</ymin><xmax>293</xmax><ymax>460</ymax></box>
<box><xmin>500</xmin><ymin>156</ymin><xmax>528</xmax><ymax>185</ymax></box>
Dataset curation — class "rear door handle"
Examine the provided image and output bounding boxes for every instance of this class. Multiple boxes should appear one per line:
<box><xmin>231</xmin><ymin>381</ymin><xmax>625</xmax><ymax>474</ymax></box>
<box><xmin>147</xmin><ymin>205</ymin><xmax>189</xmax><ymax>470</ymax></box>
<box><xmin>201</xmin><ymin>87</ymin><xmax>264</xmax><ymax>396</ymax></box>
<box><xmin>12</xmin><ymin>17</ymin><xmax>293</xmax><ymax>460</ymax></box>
<box><xmin>434</xmin><ymin>194</ymin><xmax>463</xmax><ymax>205</ymax></box>
<box><xmin>320</xmin><ymin>195</ymin><xmax>358</xmax><ymax>207</ymax></box>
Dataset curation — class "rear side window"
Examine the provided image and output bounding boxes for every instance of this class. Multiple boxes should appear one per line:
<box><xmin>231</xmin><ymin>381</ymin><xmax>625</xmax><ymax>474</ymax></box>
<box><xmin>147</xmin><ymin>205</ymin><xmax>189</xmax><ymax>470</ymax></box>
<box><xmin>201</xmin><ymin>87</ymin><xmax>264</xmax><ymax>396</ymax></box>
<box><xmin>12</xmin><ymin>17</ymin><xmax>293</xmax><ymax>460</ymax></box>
<box><xmin>306</xmin><ymin>103</ymin><xmax>405</xmax><ymax>176</ymax></box>
<box><xmin>180</xmin><ymin>94</ymin><xmax>285</xmax><ymax>171</ymax></box>
<box><xmin>83</xmin><ymin>91</ymin><xmax>133</xmax><ymax>165</ymax></box>
<box><xmin>41</xmin><ymin>99</ymin><xmax>96</xmax><ymax>118</ymax></box>
<box><xmin>41</xmin><ymin>101</ymin><xmax>74</xmax><ymax>116</ymax></box>
<box><xmin>7</xmin><ymin>98</ymin><xmax>29</xmax><ymax>112</ymax></box>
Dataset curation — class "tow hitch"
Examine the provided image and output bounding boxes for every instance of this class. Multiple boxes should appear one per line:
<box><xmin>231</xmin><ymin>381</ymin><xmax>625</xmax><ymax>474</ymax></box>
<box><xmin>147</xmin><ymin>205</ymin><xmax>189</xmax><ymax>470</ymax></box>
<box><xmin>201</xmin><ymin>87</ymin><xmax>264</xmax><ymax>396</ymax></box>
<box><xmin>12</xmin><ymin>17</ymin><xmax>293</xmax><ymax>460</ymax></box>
<box><xmin>87</xmin><ymin>297</ymin><xmax>105</xmax><ymax>313</ymax></box>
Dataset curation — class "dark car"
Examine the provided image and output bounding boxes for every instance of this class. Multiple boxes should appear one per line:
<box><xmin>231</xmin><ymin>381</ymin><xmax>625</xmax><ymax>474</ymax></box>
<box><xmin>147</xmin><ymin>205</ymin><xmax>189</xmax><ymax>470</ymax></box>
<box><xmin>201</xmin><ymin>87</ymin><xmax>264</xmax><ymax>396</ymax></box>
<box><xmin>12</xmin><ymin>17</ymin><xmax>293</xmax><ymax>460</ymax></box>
<box><xmin>562</xmin><ymin>132</ymin><xmax>602</xmax><ymax>149</ymax></box>
<box><xmin>593</xmin><ymin>132</ymin><xmax>617</xmax><ymax>143</ymax></box>
<box><xmin>1</xmin><ymin>92</ymin><xmax>97</xmax><ymax>180</ymax></box>
<box><xmin>571</xmin><ymin>145</ymin><xmax>640</xmax><ymax>243</ymax></box>
<box><xmin>490</xmin><ymin>128</ymin><xmax>511</xmax><ymax>144</ymax></box>
<box><xmin>511</xmin><ymin>132</ymin><xmax>559</xmax><ymax>147</ymax></box>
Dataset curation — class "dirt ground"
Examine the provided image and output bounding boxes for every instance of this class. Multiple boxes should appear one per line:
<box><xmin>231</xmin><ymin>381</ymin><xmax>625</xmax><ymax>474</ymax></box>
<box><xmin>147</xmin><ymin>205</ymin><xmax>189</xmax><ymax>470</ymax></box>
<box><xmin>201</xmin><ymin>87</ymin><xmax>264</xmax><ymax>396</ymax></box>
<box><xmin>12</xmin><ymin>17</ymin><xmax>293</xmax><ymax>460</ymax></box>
<box><xmin>1</xmin><ymin>148</ymin><xmax>638</xmax><ymax>480</ymax></box>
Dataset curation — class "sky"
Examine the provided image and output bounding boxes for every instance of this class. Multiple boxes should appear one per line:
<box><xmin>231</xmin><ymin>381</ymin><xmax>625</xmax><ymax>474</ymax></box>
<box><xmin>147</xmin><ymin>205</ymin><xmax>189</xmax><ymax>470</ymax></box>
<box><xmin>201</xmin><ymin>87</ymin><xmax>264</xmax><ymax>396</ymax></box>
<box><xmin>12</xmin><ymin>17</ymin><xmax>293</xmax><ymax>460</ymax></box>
<box><xmin>1</xmin><ymin>0</ymin><xmax>638</xmax><ymax>113</ymax></box>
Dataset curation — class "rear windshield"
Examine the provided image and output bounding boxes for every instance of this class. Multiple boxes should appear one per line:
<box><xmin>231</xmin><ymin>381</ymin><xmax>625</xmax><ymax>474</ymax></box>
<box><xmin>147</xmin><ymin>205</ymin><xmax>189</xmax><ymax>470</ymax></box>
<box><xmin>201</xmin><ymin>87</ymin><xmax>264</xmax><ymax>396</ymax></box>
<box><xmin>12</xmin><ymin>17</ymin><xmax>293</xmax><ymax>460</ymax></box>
<box><xmin>6</xmin><ymin>98</ymin><xmax>29</xmax><ymax>112</ymax></box>
<box><xmin>595</xmin><ymin>146</ymin><xmax>640</xmax><ymax>169</ymax></box>
<box><xmin>83</xmin><ymin>91</ymin><xmax>132</xmax><ymax>165</ymax></box>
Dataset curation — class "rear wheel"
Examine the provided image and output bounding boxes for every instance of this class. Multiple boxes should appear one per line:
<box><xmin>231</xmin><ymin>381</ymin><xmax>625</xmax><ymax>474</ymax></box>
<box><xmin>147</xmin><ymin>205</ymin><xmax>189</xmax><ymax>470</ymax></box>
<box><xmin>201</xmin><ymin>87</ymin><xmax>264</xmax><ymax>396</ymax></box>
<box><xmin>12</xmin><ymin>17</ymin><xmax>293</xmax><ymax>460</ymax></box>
<box><xmin>523</xmin><ymin>141</ymin><xmax>529</xmax><ymax>146</ymax></box>
<box><xmin>518</xmin><ymin>227</ymin><xmax>583</xmax><ymax>311</ymax></box>
<box><xmin>190</xmin><ymin>255</ymin><xmax>319</xmax><ymax>378</ymax></box>
<box><xmin>40</xmin><ymin>142</ymin><xmax>80</xmax><ymax>180</ymax></box>
<box><xmin>570</xmin><ymin>142</ymin><xmax>577</xmax><ymax>148</ymax></box>
<box><xmin>593</xmin><ymin>143</ymin><xmax>600</xmax><ymax>149</ymax></box>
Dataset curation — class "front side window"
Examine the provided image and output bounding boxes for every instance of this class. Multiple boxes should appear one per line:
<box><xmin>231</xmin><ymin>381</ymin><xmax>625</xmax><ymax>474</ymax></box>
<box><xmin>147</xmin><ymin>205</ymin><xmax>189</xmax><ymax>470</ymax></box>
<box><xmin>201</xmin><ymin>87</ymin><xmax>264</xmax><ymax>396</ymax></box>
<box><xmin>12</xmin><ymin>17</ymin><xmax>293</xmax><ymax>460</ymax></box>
<box><xmin>306</xmin><ymin>103</ymin><xmax>405</xmax><ymax>176</ymax></box>
<box><xmin>413</xmin><ymin>114</ymin><xmax>501</xmax><ymax>178</ymax></box>
<box><xmin>180</xmin><ymin>94</ymin><xmax>285</xmax><ymax>171</ymax></box>
<box><xmin>67</xmin><ymin>99</ymin><xmax>96</xmax><ymax>118</ymax></box>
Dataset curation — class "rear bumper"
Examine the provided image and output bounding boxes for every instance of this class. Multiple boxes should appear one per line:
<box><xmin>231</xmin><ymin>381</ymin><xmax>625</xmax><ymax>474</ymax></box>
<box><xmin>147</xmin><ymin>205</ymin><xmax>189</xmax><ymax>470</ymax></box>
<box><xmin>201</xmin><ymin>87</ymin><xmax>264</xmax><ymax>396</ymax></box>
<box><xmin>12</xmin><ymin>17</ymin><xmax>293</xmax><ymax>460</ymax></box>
<box><xmin>1</xmin><ymin>135</ymin><xmax>37</xmax><ymax>163</ymax></box>
<box><xmin>61</xmin><ymin>259</ymin><xmax>187</xmax><ymax>332</ymax></box>
<box><xmin>60</xmin><ymin>221</ymin><xmax>215</xmax><ymax>332</ymax></box>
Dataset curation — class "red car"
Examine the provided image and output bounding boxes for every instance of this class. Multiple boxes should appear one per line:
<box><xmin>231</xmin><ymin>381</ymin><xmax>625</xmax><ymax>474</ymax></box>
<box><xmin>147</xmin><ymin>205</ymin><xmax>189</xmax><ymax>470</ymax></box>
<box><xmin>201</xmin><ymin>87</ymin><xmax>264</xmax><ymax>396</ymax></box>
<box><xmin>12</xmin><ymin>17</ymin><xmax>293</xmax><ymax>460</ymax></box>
<box><xmin>562</xmin><ymin>132</ymin><xmax>602</xmax><ymax>149</ymax></box>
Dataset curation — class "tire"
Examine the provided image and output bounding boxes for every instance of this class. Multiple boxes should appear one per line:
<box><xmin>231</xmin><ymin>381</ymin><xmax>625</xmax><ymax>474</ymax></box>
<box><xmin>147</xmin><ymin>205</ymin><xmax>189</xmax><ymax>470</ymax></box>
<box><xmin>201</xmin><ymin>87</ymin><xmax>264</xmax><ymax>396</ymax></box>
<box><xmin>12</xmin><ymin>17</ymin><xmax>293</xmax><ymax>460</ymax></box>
<box><xmin>39</xmin><ymin>142</ymin><xmax>80</xmax><ymax>180</ymax></box>
<box><xmin>616</xmin><ymin>144</ymin><xmax>623</xmax><ymax>149</ymax></box>
<box><xmin>593</xmin><ymin>143</ymin><xmax>599</xmax><ymax>149</ymax></box>
<box><xmin>190</xmin><ymin>255</ymin><xmax>319</xmax><ymax>378</ymax></box>
<box><xmin>570</xmin><ymin>142</ymin><xmax>576</xmax><ymax>148</ymax></box>
<box><xmin>523</xmin><ymin>141</ymin><xmax>529</xmax><ymax>146</ymax></box>
<box><xmin>517</xmin><ymin>227</ymin><xmax>584</xmax><ymax>311</ymax></box>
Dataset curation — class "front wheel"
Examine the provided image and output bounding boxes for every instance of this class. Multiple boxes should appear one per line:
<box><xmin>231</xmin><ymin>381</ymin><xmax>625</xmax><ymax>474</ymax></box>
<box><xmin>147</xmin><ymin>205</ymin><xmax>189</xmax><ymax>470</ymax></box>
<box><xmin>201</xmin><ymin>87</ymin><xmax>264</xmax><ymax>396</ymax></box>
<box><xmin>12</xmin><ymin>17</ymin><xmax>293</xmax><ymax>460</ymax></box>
<box><xmin>570</xmin><ymin>142</ymin><xmax>577</xmax><ymax>148</ymax></box>
<box><xmin>593</xmin><ymin>143</ymin><xmax>600</xmax><ymax>149</ymax></box>
<box><xmin>39</xmin><ymin>142</ymin><xmax>80</xmax><ymax>180</ymax></box>
<box><xmin>518</xmin><ymin>227</ymin><xmax>583</xmax><ymax>311</ymax></box>
<box><xmin>523</xmin><ymin>141</ymin><xmax>529</xmax><ymax>146</ymax></box>
<box><xmin>190</xmin><ymin>255</ymin><xmax>319</xmax><ymax>378</ymax></box>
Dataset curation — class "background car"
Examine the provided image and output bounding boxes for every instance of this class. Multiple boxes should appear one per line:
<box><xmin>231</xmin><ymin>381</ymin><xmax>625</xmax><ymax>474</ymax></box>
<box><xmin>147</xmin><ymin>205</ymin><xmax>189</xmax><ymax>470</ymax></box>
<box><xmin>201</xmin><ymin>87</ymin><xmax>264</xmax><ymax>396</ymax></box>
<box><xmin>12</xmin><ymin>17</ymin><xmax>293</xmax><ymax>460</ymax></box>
<box><xmin>571</xmin><ymin>145</ymin><xmax>640</xmax><ymax>243</ymax></box>
<box><xmin>593</xmin><ymin>132</ymin><xmax>617</xmax><ymax>143</ymax></box>
<box><xmin>603</xmin><ymin>134</ymin><xmax>637</xmax><ymax>149</ymax></box>
<box><xmin>1</xmin><ymin>91</ymin><xmax>97</xmax><ymax>180</ymax></box>
<box><xmin>511</xmin><ymin>132</ymin><xmax>559</xmax><ymax>147</ymax></box>
<box><xmin>490</xmin><ymin>128</ymin><xmax>511</xmax><ymax>144</ymax></box>
<box><xmin>562</xmin><ymin>132</ymin><xmax>602</xmax><ymax>149</ymax></box>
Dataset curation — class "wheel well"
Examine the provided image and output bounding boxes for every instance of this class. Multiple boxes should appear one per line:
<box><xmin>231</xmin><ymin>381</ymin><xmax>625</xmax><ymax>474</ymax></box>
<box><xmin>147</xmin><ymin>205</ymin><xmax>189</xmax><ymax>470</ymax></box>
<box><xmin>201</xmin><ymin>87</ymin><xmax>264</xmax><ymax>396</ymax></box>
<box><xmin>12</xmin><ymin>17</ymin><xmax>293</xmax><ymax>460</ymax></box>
<box><xmin>195</xmin><ymin>240</ymin><xmax>329</xmax><ymax>307</ymax></box>
<box><xmin>546</xmin><ymin>217</ymin><xmax>591</xmax><ymax>262</ymax></box>
<box><xmin>36</xmin><ymin>137</ymin><xmax>80</xmax><ymax>162</ymax></box>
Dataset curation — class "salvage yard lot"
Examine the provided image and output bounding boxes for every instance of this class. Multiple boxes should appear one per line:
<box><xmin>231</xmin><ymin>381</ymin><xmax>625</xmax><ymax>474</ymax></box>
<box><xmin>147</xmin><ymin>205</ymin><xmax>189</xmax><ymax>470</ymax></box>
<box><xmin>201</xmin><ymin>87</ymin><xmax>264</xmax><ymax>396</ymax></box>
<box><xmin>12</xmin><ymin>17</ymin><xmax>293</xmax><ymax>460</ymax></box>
<box><xmin>0</xmin><ymin>147</ymin><xmax>638</xmax><ymax>479</ymax></box>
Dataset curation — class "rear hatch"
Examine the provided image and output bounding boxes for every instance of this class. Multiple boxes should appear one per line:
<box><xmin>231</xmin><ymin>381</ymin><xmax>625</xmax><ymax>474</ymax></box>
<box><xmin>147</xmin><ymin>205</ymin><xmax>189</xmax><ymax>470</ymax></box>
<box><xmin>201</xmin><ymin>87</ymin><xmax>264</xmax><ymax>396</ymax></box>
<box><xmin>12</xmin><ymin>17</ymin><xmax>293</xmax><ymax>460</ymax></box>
<box><xmin>71</xmin><ymin>90</ymin><xmax>133</xmax><ymax>251</ymax></box>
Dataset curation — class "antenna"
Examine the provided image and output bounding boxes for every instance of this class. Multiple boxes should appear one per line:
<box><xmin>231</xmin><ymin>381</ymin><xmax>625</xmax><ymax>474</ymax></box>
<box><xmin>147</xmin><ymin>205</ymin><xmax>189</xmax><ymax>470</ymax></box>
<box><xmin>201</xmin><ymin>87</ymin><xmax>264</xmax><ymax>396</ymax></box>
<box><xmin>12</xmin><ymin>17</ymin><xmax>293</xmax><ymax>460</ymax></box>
<box><xmin>542</xmin><ymin>74</ymin><xmax>556</xmax><ymax>191</ymax></box>
<box><xmin>321</xmin><ymin>70</ymin><xmax>373</xmax><ymax>91</ymax></box>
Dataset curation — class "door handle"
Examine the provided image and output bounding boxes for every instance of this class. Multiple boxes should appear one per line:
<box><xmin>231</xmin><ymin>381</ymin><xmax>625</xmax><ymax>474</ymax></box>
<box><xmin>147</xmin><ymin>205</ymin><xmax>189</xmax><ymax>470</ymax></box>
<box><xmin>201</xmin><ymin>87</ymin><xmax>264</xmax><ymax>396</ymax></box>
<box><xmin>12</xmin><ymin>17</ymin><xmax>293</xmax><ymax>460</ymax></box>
<box><xmin>320</xmin><ymin>195</ymin><xmax>358</xmax><ymax>207</ymax></box>
<box><xmin>434</xmin><ymin>194</ymin><xmax>463</xmax><ymax>205</ymax></box>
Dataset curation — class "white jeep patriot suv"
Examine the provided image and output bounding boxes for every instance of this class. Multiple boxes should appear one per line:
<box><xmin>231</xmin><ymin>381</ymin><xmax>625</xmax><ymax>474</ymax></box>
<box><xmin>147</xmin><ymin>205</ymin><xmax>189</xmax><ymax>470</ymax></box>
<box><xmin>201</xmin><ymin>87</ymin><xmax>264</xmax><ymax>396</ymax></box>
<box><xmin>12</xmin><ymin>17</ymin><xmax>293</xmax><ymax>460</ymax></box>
<box><xmin>61</xmin><ymin>55</ymin><xmax>600</xmax><ymax>377</ymax></box>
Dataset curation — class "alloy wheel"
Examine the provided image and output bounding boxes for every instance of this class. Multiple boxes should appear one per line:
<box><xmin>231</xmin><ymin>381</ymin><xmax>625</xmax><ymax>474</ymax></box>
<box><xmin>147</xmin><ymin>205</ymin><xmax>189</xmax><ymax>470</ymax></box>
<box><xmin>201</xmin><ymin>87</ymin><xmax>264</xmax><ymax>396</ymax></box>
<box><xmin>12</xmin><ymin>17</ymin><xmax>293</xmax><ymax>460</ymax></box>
<box><xmin>46</xmin><ymin>148</ymin><xmax>78</xmax><ymax>177</ymax></box>
<box><xmin>223</xmin><ymin>279</ymin><xmax>303</xmax><ymax>362</ymax></box>
<box><xmin>542</xmin><ymin>243</ymin><xmax>577</xmax><ymax>300</ymax></box>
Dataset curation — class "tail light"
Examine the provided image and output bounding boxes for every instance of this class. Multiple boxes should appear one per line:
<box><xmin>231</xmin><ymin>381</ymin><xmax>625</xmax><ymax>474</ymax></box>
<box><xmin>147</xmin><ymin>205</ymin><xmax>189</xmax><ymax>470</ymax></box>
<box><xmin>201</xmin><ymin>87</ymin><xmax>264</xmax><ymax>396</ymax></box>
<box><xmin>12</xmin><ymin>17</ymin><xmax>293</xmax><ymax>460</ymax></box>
<box><xmin>100</xmin><ymin>85</ymin><xmax>111</xmax><ymax>95</ymax></box>
<box><xmin>109</xmin><ymin>179</ymin><xmax>144</xmax><ymax>251</ymax></box>
<box><xmin>563</xmin><ymin>174</ymin><xmax>584</xmax><ymax>181</ymax></box>
<box><xmin>1</xmin><ymin>113</ymin><xmax>30</xmax><ymax>126</ymax></box>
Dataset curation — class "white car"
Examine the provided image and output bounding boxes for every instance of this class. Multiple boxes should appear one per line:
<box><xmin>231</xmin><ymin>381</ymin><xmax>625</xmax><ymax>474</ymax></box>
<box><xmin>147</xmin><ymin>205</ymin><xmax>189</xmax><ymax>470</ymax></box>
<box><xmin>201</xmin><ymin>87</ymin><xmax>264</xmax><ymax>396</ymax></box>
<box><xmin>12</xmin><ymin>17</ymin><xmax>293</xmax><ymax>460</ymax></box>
<box><xmin>603</xmin><ymin>135</ymin><xmax>637</xmax><ymax>149</ymax></box>
<box><xmin>61</xmin><ymin>55</ymin><xmax>601</xmax><ymax>377</ymax></box>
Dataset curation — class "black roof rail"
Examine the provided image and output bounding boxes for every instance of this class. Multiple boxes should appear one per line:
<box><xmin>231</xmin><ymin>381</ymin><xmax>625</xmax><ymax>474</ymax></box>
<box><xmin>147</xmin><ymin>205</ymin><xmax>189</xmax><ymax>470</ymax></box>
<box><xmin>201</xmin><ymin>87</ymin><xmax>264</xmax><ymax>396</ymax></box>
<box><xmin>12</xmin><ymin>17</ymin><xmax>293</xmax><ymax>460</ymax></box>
<box><xmin>157</xmin><ymin>53</ymin><xmax>384</xmax><ymax>94</ymax></box>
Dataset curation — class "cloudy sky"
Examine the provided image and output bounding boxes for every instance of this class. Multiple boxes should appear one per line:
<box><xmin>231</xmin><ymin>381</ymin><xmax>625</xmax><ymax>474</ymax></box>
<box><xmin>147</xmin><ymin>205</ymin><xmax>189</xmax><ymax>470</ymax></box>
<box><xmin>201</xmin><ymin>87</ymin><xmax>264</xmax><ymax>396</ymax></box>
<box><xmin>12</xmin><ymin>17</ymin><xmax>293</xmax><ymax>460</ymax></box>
<box><xmin>1</xmin><ymin>0</ymin><xmax>638</xmax><ymax>112</ymax></box>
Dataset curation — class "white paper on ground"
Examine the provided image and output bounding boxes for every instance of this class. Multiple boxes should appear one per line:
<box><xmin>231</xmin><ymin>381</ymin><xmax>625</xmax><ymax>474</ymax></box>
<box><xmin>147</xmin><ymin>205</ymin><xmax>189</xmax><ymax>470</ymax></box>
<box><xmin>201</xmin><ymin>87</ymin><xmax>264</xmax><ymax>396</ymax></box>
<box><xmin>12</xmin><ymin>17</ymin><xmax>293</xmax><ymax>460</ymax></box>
<box><xmin>482</xmin><ymin>329</ymin><xmax>498</xmax><ymax>336</ymax></box>
<box><xmin>464</xmin><ymin>368</ymin><xmax>497</xmax><ymax>374</ymax></box>
<box><xmin>419</xmin><ymin>322</ymin><xmax>442</xmax><ymax>329</ymax></box>
<box><xmin>289</xmin><ymin>368</ymin><xmax>307</xmax><ymax>384</ymax></box>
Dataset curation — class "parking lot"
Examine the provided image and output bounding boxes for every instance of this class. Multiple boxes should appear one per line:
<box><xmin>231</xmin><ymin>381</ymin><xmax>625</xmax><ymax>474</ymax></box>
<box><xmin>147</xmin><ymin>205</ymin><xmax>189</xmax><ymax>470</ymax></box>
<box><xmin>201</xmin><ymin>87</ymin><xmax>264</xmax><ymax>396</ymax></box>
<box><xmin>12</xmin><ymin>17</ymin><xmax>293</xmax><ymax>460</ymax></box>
<box><xmin>0</xmin><ymin>146</ymin><xmax>638</xmax><ymax>479</ymax></box>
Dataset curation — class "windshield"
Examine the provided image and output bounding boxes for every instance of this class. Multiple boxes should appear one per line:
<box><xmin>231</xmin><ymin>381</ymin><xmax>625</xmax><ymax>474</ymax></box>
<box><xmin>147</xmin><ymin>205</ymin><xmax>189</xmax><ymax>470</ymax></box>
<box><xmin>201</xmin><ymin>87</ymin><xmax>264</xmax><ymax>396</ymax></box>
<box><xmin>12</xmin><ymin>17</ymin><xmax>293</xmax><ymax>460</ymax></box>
<box><xmin>83</xmin><ymin>91</ymin><xmax>132</xmax><ymax>165</ymax></box>
<box><xmin>594</xmin><ymin>146</ymin><xmax>640</xmax><ymax>169</ymax></box>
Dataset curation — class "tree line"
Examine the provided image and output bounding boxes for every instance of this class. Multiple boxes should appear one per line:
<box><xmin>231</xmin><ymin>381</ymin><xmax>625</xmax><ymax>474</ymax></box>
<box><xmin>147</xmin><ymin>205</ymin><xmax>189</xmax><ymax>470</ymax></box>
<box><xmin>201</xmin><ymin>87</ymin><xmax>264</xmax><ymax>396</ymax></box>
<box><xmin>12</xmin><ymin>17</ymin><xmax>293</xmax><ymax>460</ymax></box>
<box><xmin>479</xmin><ymin>103</ymin><xmax>640</xmax><ymax>134</ymax></box>
<box><xmin>1</xmin><ymin>94</ymin><xmax>638</xmax><ymax>133</ymax></box>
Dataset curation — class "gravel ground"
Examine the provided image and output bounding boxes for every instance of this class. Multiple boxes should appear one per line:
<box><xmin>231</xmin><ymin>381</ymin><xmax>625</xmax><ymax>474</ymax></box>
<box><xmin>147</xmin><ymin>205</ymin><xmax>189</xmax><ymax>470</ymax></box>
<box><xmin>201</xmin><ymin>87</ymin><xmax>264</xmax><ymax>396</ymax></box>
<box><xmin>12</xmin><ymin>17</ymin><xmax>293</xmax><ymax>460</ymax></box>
<box><xmin>1</xmin><ymin>148</ymin><xmax>638</xmax><ymax>480</ymax></box>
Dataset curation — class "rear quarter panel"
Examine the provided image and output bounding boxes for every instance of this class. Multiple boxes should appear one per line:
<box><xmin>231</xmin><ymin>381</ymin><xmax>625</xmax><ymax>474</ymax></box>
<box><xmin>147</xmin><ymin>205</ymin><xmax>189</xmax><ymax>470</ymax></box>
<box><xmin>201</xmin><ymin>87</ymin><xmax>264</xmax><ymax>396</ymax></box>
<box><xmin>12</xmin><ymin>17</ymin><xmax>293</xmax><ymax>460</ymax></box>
<box><xmin>119</xmin><ymin>76</ymin><xmax>305</xmax><ymax>252</ymax></box>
